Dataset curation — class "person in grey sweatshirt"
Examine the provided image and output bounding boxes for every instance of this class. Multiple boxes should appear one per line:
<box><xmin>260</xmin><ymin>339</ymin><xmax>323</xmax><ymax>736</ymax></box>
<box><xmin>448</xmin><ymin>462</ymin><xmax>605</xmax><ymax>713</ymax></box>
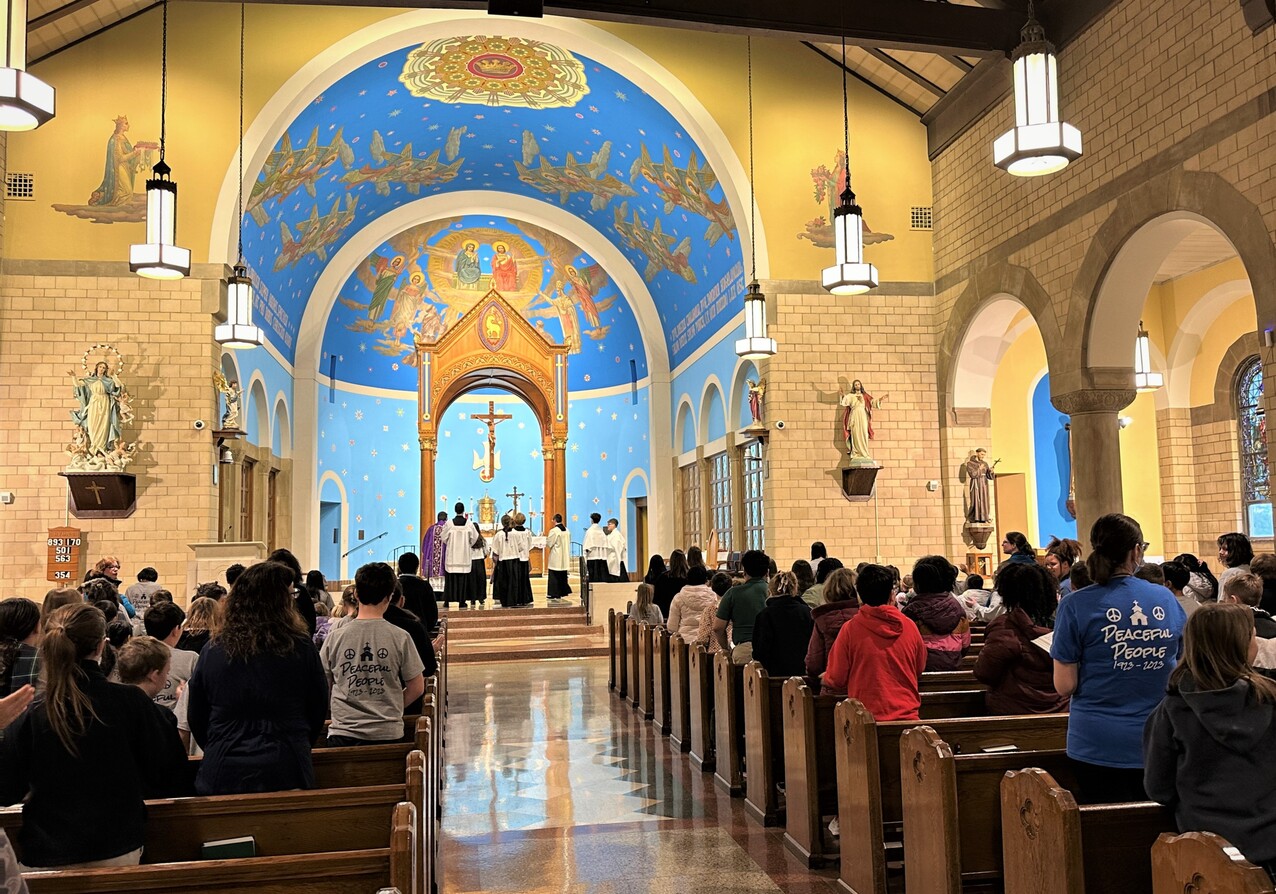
<box><xmin>1144</xmin><ymin>602</ymin><xmax>1276</xmax><ymax>879</ymax></box>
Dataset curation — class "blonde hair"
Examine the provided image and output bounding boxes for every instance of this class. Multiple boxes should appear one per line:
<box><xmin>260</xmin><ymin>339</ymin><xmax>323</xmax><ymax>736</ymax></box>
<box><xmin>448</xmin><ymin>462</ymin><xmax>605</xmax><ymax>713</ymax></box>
<box><xmin>115</xmin><ymin>636</ymin><xmax>171</xmax><ymax>685</ymax></box>
<box><xmin>93</xmin><ymin>556</ymin><xmax>121</xmax><ymax>576</ymax></box>
<box><xmin>184</xmin><ymin>596</ymin><xmax>222</xmax><ymax>636</ymax></box>
<box><xmin>634</xmin><ymin>582</ymin><xmax>656</xmax><ymax>613</ymax></box>
<box><xmin>39</xmin><ymin>604</ymin><xmax>105</xmax><ymax>756</ymax></box>
<box><xmin>769</xmin><ymin>572</ymin><xmax>799</xmax><ymax>598</ymax></box>
<box><xmin>1169</xmin><ymin>603</ymin><xmax>1276</xmax><ymax>702</ymax></box>
<box><xmin>823</xmin><ymin>568</ymin><xmax>859</xmax><ymax>604</ymax></box>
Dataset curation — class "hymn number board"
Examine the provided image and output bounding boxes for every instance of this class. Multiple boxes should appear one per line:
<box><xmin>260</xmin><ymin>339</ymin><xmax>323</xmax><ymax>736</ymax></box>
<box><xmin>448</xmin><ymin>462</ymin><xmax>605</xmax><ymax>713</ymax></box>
<box><xmin>47</xmin><ymin>526</ymin><xmax>82</xmax><ymax>582</ymax></box>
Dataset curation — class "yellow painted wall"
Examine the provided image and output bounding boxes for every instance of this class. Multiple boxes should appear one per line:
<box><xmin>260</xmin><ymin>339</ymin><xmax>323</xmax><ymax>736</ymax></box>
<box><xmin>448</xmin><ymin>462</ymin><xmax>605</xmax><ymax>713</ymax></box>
<box><xmin>1119</xmin><ymin>391</ymin><xmax>1164</xmax><ymax>555</ymax></box>
<box><xmin>990</xmin><ymin>325</ymin><xmax>1044</xmax><ymax>544</ymax></box>
<box><xmin>8</xmin><ymin>10</ymin><xmax>934</xmax><ymax>282</ymax></box>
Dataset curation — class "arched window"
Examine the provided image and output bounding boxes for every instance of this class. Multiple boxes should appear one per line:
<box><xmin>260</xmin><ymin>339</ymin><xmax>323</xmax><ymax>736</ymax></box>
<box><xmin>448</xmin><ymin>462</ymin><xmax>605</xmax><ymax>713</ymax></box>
<box><xmin>1236</xmin><ymin>356</ymin><xmax>1272</xmax><ymax>537</ymax></box>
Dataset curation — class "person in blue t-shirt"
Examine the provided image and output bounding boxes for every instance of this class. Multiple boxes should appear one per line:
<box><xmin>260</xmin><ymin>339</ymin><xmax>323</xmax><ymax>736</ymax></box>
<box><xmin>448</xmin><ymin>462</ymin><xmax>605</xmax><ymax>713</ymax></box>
<box><xmin>1052</xmin><ymin>513</ymin><xmax>1186</xmax><ymax>804</ymax></box>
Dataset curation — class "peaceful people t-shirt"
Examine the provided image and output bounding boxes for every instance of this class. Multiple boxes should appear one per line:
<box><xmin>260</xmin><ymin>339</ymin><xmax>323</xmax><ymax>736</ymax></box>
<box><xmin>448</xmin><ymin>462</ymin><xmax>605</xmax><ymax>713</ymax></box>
<box><xmin>1051</xmin><ymin>575</ymin><xmax>1187</xmax><ymax>768</ymax></box>
<box><xmin>320</xmin><ymin>618</ymin><xmax>425</xmax><ymax>742</ymax></box>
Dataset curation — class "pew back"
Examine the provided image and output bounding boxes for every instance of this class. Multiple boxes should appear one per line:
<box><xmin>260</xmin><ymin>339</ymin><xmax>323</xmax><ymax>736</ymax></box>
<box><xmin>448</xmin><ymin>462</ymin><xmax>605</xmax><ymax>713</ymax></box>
<box><xmin>1152</xmin><ymin>831</ymin><xmax>1275</xmax><ymax>894</ymax></box>
<box><xmin>667</xmin><ymin>635</ymin><xmax>692</xmax><ymax>752</ymax></box>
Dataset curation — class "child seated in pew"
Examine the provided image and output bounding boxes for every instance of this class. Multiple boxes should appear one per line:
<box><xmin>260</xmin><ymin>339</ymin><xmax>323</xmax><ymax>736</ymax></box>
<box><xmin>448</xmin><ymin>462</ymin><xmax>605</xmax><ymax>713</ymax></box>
<box><xmin>319</xmin><ymin>562</ymin><xmax>426</xmax><ymax>748</ymax></box>
<box><xmin>0</xmin><ymin>604</ymin><xmax>191</xmax><ymax>870</ymax></box>
<box><xmin>1052</xmin><ymin>513</ymin><xmax>1186</xmax><ymax>804</ymax></box>
<box><xmin>115</xmin><ymin>636</ymin><xmax>199</xmax><ymax>784</ymax></box>
<box><xmin>751</xmin><ymin>571</ymin><xmax>813</xmax><ymax>678</ymax></box>
<box><xmin>902</xmin><ymin>556</ymin><xmax>971</xmax><ymax>671</ymax></box>
<box><xmin>822</xmin><ymin>564</ymin><xmax>927</xmax><ymax>721</ymax></box>
<box><xmin>1143</xmin><ymin>603</ymin><xmax>1276</xmax><ymax>881</ymax></box>
<box><xmin>805</xmin><ymin>568</ymin><xmax>860</xmax><ymax>686</ymax></box>
<box><xmin>974</xmin><ymin>562</ymin><xmax>1069</xmax><ymax>715</ymax></box>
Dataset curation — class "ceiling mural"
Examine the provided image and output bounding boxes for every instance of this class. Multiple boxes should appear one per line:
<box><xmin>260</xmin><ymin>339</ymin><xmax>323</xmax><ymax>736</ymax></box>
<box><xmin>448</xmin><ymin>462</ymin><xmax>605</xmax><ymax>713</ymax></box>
<box><xmin>240</xmin><ymin>34</ymin><xmax>744</xmax><ymax>368</ymax></box>
<box><xmin>320</xmin><ymin>213</ymin><xmax>649</xmax><ymax>390</ymax></box>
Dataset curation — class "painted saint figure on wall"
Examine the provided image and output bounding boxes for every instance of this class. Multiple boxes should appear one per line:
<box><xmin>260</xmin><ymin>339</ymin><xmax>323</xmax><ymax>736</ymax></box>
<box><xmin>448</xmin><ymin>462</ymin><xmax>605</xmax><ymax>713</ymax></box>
<box><xmin>839</xmin><ymin>379</ymin><xmax>878</xmax><ymax>464</ymax></box>
<box><xmin>90</xmin><ymin>116</ymin><xmax>156</xmax><ymax>207</ymax></box>
<box><xmin>455</xmin><ymin>240</ymin><xmax>482</xmax><ymax>290</ymax></box>
<box><xmin>491</xmin><ymin>241</ymin><xmax>518</xmax><ymax>292</ymax></box>
<box><xmin>963</xmin><ymin>448</ymin><xmax>999</xmax><ymax>524</ymax></box>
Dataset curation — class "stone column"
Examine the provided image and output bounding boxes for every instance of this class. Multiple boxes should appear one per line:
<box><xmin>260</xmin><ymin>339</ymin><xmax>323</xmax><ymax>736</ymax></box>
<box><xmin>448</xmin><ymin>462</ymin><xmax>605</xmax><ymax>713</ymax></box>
<box><xmin>418</xmin><ymin>435</ymin><xmax>436</xmax><ymax>541</ymax></box>
<box><xmin>1052</xmin><ymin>388</ymin><xmax>1135</xmax><ymax>544</ymax></box>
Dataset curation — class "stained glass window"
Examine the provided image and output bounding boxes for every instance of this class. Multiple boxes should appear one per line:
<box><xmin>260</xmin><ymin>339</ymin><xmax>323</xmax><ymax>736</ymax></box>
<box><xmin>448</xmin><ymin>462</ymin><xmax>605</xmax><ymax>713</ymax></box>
<box><xmin>1237</xmin><ymin>357</ymin><xmax>1272</xmax><ymax>537</ymax></box>
<box><xmin>709</xmin><ymin>451</ymin><xmax>732</xmax><ymax>553</ymax></box>
<box><xmin>742</xmin><ymin>440</ymin><xmax>765</xmax><ymax>552</ymax></box>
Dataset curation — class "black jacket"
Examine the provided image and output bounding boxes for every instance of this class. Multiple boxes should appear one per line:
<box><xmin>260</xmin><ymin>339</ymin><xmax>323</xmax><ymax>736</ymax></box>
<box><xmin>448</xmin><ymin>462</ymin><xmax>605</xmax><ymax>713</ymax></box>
<box><xmin>385</xmin><ymin>604</ymin><xmax>437</xmax><ymax>714</ymax></box>
<box><xmin>399</xmin><ymin>574</ymin><xmax>439</xmax><ymax>632</ymax></box>
<box><xmin>1144</xmin><ymin>676</ymin><xmax>1276</xmax><ymax>864</ymax></box>
<box><xmin>187</xmin><ymin>637</ymin><xmax>327</xmax><ymax>795</ymax></box>
<box><xmin>653</xmin><ymin>572</ymin><xmax>687</xmax><ymax>618</ymax></box>
<box><xmin>0</xmin><ymin>661</ymin><xmax>191</xmax><ymax>867</ymax></box>
<box><xmin>751</xmin><ymin>597</ymin><xmax>814</xmax><ymax>678</ymax></box>
<box><xmin>293</xmin><ymin>587</ymin><xmax>318</xmax><ymax>636</ymax></box>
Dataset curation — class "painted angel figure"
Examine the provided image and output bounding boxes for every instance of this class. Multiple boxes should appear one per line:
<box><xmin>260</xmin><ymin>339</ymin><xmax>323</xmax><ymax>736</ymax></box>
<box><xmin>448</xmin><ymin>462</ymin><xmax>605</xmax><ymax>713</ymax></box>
<box><xmin>839</xmin><ymin>379</ymin><xmax>885</xmax><ymax>463</ymax></box>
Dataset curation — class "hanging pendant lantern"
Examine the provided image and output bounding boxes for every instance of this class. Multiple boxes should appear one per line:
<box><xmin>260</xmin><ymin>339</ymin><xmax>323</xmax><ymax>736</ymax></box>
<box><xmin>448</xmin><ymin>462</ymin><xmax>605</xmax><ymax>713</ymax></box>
<box><xmin>216</xmin><ymin>3</ymin><xmax>262</xmax><ymax>349</ymax></box>
<box><xmin>993</xmin><ymin>6</ymin><xmax>1082</xmax><ymax>176</ymax></box>
<box><xmin>0</xmin><ymin>0</ymin><xmax>54</xmax><ymax>131</ymax></box>
<box><xmin>735</xmin><ymin>281</ymin><xmax>776</xmax><ymax>360</ymax></box>
<box><xmin>130</xmin><ymin>0</ymin><xmax>189</xmax><ymax>279</ymax></box>
<box><xmin>822</xmin><ymin>185</ymin><xmax>878</xmax><ymax>295</ymax></box>
<box><xmin>1133</xmin><ymin>320</ymin><xmax>1163</xmax><ymax>392</ymax></box>
<box><xmin>215</xmin><ymin>264</ymin><xmax>263</xmax><ymax>348</ymax></box>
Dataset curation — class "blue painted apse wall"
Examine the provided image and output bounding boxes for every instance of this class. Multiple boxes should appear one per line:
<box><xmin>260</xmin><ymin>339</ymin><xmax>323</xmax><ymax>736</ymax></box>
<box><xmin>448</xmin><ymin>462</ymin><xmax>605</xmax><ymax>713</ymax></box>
<box><xmin>1031</xmin><ymin>375</ymin><xmax>1076</xmax><ymax>545</ymax></box>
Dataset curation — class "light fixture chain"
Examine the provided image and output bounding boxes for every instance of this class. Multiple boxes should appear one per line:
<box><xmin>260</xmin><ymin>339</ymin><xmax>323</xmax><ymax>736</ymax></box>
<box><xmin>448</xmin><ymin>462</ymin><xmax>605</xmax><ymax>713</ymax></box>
<box><xmin>159</xmin><ymin>0</ymin><xmax>168</xmax><ymax>161</ymax></box>
<box><xmin>237</xmin><ymin>1</ymin><xmax>245</xmax><ymax>265</ymax></box>
<box><xmin>841</xmin><ymin>32</ymin><xmax>849</xmax><ymax>183</ymax></box>
<box><xmin>747</xmin><ymin>35</ymin><xmax>756</xmax><ymax>284</ymax></box>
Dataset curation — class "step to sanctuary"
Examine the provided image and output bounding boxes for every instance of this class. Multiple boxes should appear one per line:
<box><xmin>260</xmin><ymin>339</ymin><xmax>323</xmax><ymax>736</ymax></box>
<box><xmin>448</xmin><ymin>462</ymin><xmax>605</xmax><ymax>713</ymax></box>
<box><xmin>444</xmin><ymin>602</ymin><xmax>607</xmax><ymax>663</ymax></box>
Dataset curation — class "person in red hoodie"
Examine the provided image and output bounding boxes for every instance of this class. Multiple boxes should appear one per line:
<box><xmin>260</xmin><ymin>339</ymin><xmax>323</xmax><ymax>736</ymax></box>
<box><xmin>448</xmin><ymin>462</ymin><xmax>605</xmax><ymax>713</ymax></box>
<box><xmin>822</xmin><ymin>564</ymin><xmax>927</xmax><ymax>721</ymax></box>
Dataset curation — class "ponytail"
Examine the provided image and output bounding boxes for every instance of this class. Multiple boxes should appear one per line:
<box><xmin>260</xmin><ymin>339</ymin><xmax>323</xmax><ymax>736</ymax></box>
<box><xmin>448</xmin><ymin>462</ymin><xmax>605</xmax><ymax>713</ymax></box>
<box><xmin>40</xmin><ymin>603</ymin><xmax>105</xmax><ymax>757</ymax></box>
<box><xmin>1086</xmin><ymin>513</ymin><xmax>1142</xmax><ymax>585</ymax></box>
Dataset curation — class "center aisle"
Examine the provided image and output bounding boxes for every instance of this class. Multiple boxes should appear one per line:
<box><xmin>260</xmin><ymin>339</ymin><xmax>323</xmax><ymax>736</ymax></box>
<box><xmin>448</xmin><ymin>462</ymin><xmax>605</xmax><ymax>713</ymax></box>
<box><xmin>440</xmin><ymin>657</ymin><xmax>841</xmax><ymax>894</ymax></box>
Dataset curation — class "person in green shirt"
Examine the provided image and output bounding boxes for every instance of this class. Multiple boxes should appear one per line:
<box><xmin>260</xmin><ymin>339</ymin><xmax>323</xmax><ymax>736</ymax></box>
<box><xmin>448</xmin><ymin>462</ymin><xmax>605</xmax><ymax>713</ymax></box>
<box><xmin>714</xmin><ymin>550</ymin><xmax>772</xmax><ymax>664</ymax></box>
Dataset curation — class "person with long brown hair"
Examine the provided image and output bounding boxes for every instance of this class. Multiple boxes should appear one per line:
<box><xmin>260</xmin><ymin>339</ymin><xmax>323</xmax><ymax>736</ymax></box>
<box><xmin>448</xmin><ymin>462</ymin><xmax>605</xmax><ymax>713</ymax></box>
<box><xmin>0</xmin><ymin>603</ymin><xmax>188</xmax><ymax>869</ymax></box>
<box><xmin>1144</xmin><ymin>604</ymin><xmax>1276</xmax><ymax>879</ymax></box>
<box><xmin>1051</xmin><ymin>513</ymin><xmax>1187</xmax><ymax>803</ymax></box>
<box><xmin>186</xmin><ymin>561</ymin><xmax>327</xmax><ymax>795</ymax></box>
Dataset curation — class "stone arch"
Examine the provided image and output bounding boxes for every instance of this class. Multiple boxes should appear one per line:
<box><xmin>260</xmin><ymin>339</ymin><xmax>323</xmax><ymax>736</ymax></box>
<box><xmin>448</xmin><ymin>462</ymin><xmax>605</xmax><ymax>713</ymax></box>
<box><xmin>674</xmin><ymin>395</ymin><xmax>697</xmax><ymax>454</ymax></box>
<box><xmin>728</xmin><ymin>358</ymin><xmax>761</xmax><ymax>431</ymax></box>
<box><xmin>1073</xmin><ymin>169</ymin><xmax>1276</xmax><ymax>377</ymax></box>
<box><xmin>245</xmin><ymin>374</ymin><xmax>270</xmax><ymax>448</ymax></box>
<box><xmin>272</xmin><ymin>393</ymin><xmax>292</xmax><ymax>459</ymax></box>
<box><xmin>937</xmin><ymin>262</ymin><xmax>1065</xmax><ymax>412</ymax></box>
<box><xmin>1205</xmin><ymin>332</ymin><xmax>1263</xmax><ymax>424</ymax></box>
<box><xmin>1163</xmin><ymin>278</ymin><xmax>1254</xmax><ymax>410</ymax></box>
<box><xmin>698</xmin><ymin>376</ymin><xmax>726</xmax><ymax>445</ymax></box>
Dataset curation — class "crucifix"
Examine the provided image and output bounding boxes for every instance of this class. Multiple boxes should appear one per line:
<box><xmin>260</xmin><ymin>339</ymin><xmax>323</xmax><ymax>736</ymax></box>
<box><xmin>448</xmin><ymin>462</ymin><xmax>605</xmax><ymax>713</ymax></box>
<box><xmin>85</xmin><ymin>480</ymin><xmax>106</xmax><ymax>506</ymax></box>
<box><xmin>506</xmin><ymin>485</ymin><xmax>524</xmax><ymax>515</ymax></box>
<box><xmin>471</xmin><ymin>400</ymin><xmax>512</xmax><ymax>483</ymax></box>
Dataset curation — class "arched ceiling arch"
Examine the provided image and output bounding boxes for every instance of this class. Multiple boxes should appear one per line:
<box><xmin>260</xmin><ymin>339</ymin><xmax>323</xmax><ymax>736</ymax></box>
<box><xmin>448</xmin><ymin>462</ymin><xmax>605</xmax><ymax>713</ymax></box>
<box><xmin>213</xmin><ymin>13</ymin><xmax>764</xmax><ymax>374</ymax></box>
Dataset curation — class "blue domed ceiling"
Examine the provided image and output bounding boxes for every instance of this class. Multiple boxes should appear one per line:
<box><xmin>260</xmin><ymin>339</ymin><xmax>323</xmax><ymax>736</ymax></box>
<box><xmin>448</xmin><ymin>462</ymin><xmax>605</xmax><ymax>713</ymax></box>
<box><xmin>243</xmin><ymin>34</ymin><xmax>746</xmax><ymax>373</ymax></box>
<box><xmin>320</xmin><ymin>213</ymin><xmax>649</xmax><ymax>390</ymax></box>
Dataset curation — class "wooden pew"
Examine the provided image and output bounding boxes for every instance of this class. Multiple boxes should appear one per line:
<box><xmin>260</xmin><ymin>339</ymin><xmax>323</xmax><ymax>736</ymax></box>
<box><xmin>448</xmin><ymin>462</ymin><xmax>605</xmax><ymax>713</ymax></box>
<box><xmin>1001</xmin><ymin>768</ymin><xmax>1175</xmax><ymax>894</ymax></box>
<box><xmin>22</xmin><ymin>801</ymin><xmax>419</xmax><ymax>894</ymax></box>
<box><xmin>667</xmin><ymin>634</ymin><xmax>692</xmax><ymax>753</ymax></box>
<box><xmin>899</xmin><ymin>725</ymin><xmax>1072</xmax><ymax>894</ymax></box>
<box><xmin>742</xmin><ymin>662</ymin><xmax>788</xmax><ymax>826</ymax></box>
<box><xmin>712</xmin><ymin>651</ymin><xmax>745</xmax><ymax>796</ymax></box>
<box><xmin>1152</xmin><ymin>831</ymin><xmax>1275</xmax><ymax>894</ymax></box>
<box><xmin>838</xmin><ymin>704</ymin><xmax>1068</xmax><ymax>894</ymax></box>
<box><xmin>651</xmin><ymin>626</ymin><xmax>672</xmax><ymax>735</ymax></box>
<box><xmin>608</xmin><ymin>607</ymin><xmax>618</xmax><ymax>690</ymax></box>
<box><xmin>687</xmin><ymin>643</ymin><xmax>716</xmax><ymax>772</ymax></box>
<box><xmin>636</xmin><ymin>621</ymin><xmax>655</xmax><ymax>721</ymax></box>
<box><xmin>628</xmin><ymin>617</ymin><xmax>641</xmax><ymax>709</ymax></box>
<box><xmin>614</xmin><ymin>611</ymin><xmax>629</xmax><ymax>699</ymax></box>
<box><xmin>918</xmin><ymin>670</ymin><xmax>986</xmax><ymax>693</ymax></box>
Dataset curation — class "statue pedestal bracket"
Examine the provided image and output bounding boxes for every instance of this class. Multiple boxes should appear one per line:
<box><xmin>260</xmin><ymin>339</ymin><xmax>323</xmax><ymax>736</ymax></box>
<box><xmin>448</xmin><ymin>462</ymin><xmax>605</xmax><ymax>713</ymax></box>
<box><xmin>59</xmin><ymin>471</ymin><xmax>136</xmax><ymax>519</ymax></box>
<box><xmin>841</xmin><ymin>465</ymin><xmax>881</xmax><ymax>503</ymax></box>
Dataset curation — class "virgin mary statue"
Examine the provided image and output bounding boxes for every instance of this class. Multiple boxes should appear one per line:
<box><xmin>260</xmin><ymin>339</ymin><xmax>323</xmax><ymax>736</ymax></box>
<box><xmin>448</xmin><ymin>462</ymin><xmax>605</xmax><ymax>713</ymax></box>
<box><xmin>69</xmin><ymin>361</ymin><xmax>124</xmax><ymax>456</ymax></box>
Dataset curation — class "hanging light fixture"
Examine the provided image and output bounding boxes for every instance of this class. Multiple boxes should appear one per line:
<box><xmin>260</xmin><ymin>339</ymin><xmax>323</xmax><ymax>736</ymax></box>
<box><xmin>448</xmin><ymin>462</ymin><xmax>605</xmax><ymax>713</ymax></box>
<box><xmin>1133</xmin><ymin>320</ymin><xmax>1163</xmax><ymax>392</ymax></box>
<box><xmin>130</xmin><ymin>0</ymin><xmax>190</xmax><ymax>279</ymax></box>
<box><xmin>215</xmin><ymin>2</ymin><xmax>263</xmax><ymax>350</ymax></box>
<box><xmin>735</xmin><ymin>37</ymin><xmax>776</xmax><ymax>361</ymax></box>
<box><xmin>822</xmin><ymin>30</ymin><xmax>877</xmax><ymax>296</ymax></box>
<box><xmin>0</xmin><ymin>0</ymin><xmax>54</xmax><ymax>130</ymax></box>
<box><xmin>993</xmin><ymin>0</ymin><xmax>1082</xmax><ymax>176</ymax></box>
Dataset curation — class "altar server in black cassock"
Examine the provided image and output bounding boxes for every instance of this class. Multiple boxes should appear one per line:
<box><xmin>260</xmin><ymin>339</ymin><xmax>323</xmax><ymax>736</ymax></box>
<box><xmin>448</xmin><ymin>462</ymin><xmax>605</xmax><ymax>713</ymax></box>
<box><xmin>512</xmin><ymin>513</ymin><xmax>534</xmax><ymax>606</ymax></box>
<box><xmin>583</xmin><ymin>512</ymin><xmax>609</xmax><ymax>583</ymax></box>
<box><xmin>491</xmin><ymin>516</ymin><xmax>516</xmax><ymax>606</ymax></box>
<box><xmin>443</xmin><ymin>503</ymin><xmax>481</xmax><ymax>608</ymax></box>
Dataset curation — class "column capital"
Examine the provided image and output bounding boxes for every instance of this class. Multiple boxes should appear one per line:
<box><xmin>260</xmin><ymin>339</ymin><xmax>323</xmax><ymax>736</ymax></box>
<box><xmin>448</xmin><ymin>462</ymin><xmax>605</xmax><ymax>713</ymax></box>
<box><xmin>1051</xmin><ymin>388</ymin><xmax>1136</xmax><ymax>416</ymax></box>
<box><xmin>419</xmin><ymin>436</ymin><xmax>437</xmax><ymax>453</ymax></box>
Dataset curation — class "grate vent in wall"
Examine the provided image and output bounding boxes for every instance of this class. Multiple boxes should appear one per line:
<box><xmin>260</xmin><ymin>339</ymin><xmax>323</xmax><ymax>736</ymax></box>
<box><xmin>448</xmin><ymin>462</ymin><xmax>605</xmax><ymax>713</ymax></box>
<box><xmin>5</xmin><ymin>172</ymin><xmax>34</xmax><ymax>201</ymax></box>
<box><xmin>910</xmin><ymin>205</ymin><xmax>933</xmax><ymax>230</ymax></box>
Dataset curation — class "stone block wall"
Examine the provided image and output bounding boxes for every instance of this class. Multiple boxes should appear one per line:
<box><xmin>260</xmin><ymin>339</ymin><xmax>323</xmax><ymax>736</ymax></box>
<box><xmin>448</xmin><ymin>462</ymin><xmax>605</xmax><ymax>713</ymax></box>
<box><xmin>1191</xmin><ymin>418</ymin><xmax>1243</xmax><ymax>557</ymax></box>
<box><xmin>1156</xmin><ymin>408</ymin><xmax>1200</xmax><ymax>555</ymax></box>
<box><xmin>762</xmin><ymin>280</ymin><xmax>948</xmax><ymax>569</ymax></box>
<box><xmin>0</xmin><ymin>262</ymin><xmax>223</xmax><ymax>600</ymax></box>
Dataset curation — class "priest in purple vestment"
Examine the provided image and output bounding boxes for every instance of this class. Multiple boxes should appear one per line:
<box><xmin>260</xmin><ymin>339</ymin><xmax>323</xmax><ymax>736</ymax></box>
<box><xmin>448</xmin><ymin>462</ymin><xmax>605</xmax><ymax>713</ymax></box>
<box><xmin>422</xmin><ymin>510</ymin><xmax>449</xmax><ymax>590</ymax></box>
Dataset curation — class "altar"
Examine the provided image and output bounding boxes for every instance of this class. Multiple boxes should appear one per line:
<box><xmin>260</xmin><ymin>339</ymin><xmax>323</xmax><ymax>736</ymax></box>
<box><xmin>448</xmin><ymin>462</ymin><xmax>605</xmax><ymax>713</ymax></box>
<box><xmin>483</xmin><ymin>535</ymin><xmax>546</xmax><ymax>576</ymax></box>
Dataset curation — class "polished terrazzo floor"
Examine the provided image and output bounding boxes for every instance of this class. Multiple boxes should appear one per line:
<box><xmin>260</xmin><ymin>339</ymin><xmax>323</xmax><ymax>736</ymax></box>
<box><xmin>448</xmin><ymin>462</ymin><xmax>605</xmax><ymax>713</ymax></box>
<box><xmin>440</xmin><ymin>658</ymin><xmax>842</xmax><ymax>894</ymax></box>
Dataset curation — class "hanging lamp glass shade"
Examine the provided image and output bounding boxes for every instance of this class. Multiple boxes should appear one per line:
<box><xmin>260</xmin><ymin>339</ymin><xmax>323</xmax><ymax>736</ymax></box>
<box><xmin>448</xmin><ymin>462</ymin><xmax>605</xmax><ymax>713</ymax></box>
<box><xmin>0</xmin><ymin>0</ymin><xmax>54</xmax><ymax>131</ymax></box>
<box><xmin>993</xmin><ymin>17</ymin><xmax>1082</xmax><ymax>176</ymax></box>
<box><xmin>822</xmin><ymin>186</ymin><xmax>878</xmax><ymax>296</ymax></box>
<box><xmin>1133</xmin><ymin>320</ymin><xmax>1163</xmax><ymax>392</ymax></box>
<box><xmin>129</xmin><ymin>160</ymin><xmax>191</xmax><ymax>279</ymax></box>
<box><xmin>215</xmin><ymin>264</ymin><xmax>264</xmax><ymax>348</ymax></box>
<box><xmin>734</xmin><ymin>280</ymin><xmax>776</xmax><ymax>360</ymax></box>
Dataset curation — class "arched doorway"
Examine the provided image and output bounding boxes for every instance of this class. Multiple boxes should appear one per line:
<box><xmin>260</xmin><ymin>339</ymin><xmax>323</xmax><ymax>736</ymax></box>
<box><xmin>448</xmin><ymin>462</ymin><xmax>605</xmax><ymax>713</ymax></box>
<box><xmin>417</xmin><ymin>290</ymin><xmax>568</xmax><ymax>535</ymax></box>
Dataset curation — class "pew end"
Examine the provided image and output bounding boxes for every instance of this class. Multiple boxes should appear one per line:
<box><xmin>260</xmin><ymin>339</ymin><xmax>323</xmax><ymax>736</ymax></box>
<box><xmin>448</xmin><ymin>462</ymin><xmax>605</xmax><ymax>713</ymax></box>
<box><xmin>742</xmin><ymin>661</ymin><xmax>786</xmax><ymax>827</ymax></box>
<box><xmin>1152</xmin><ymin>831</ymin><xmax>1275</xmax><ymax>894</ymax></box>
<box><xmin>712</xmin><ymin>651</ymin><xmax>745</xmax><ymax>797</ymax></box>
<box><xmin>667</xmin><ymin>634</ymin><xmax>692</xmax><ymax>753</ymax></box>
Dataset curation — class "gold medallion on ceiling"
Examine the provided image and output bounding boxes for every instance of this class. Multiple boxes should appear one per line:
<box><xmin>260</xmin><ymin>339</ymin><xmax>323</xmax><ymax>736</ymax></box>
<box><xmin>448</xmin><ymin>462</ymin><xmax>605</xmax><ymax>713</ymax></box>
<box><xmin>401</xmin><ymin>36</ymin><xmax>589</xmax><ymax>109</ymax></box>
